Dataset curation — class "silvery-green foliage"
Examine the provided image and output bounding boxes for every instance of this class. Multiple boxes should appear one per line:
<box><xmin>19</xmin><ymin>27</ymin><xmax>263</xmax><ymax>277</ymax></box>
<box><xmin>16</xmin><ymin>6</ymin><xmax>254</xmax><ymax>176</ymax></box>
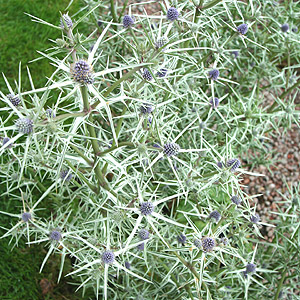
<box><xmin>0</xmin><ymin>0</ymin><xmax>300</xmax><ymax>299</ymax></box>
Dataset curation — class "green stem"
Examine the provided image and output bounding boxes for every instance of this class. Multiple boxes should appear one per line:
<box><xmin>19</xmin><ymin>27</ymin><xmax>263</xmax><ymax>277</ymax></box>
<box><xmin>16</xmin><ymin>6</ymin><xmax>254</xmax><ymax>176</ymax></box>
<box><xmin>110</xmin><ymin>0</ymin><xmax>118</xmax><ymax>24</ymax></box>
<box><xmin>274</xmin><ymin>251</ymin><xmax>298</xmax><ymax>300</ymax></box>
<box><xmin>69</xmin><ymin>143</ymin><xmax>93</xmax><ymax>166</ymax></box>
<box><xmin>80</xmin><ymin>86</ymin><xmax>109</xmax><ymax>191</ymax></box>
<box><xmin>67</xmin><ymin>29</ymin><xmax>77</xmax><ymax>62</ymax></box>
<box><xmin>99</xmin><ymin>141</ymin><xmax>135</xmax><ymax>157</ymax></box>
<box><xmin>102</xmin><ymin>105</ymin><xmax>128</xmax><ymax>174</ymax></box>
<box><xmin>202</xmin><ymin>0</ymin><xmax>223</xmax><ymax>10</ymax></box>
<box><xmin>268</xmin><ymin>79</ymin><xmax>300</xmax><ymax>113</ymax></box>
<box><xmin>65</xmin><ymin>160</ymin><xmax>98</xmax><ymax>193</ymax></box>
<box><xmin>192</xmin><ymin>170</ymin><xmax>218</xmax><ymax>180</ymax></box>
<box><xmin>54</xmin><ymin>111</ymin><xmax>86</xmax><ymax>122</ymax></box>
<box><xmin>118</xmin><ymin>0</ymin><xmax>129</xmax><ymax>22</ymax></box>
<box><xmin>129</xmin><ymin>28</ymin><xmax>139</xmax><ymax>49</ymax></box>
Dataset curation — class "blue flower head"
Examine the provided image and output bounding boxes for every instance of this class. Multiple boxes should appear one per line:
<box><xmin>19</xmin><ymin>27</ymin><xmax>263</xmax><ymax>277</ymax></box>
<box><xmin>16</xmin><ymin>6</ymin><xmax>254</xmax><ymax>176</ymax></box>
<box><xmin>60</xmin><ymin>14</ymin><xmax>73</xmax><ymax>29</ymax></box>
<box><xmin>140</xmin><ymin>202</ymin><xmax>154</xmax><ymax>216</ymax></box>
<box><xmin>2</xmin><ymin>137</ymin><xmax>13</xmax><ymax>149</ymax></box>
<box><xmin>22</xmin><ymin>212</ymin><xmax>31</xmax><ymax>222</ymax></box>
<box><xmin>237</xmin><ymin>23</ymin><xmax>248</xmax><ymax>35</ymax></box>
<box><xmin>194</xmin><ymin>239</ymin><xmax>202</xmax><ymax>248</ymax></box>
<box><xmin>123</xmin><ymin>15</ymin><xmax>135</xmax><ymax>28</ymax></box>
<box><xmin>139</xmin><ymin>229</ymin><xmax>150</xmax><ymax>240</ymax></box>
<box><xmin>209</xmin><ymin>210</ymin><xmax>221</xmax><ymax>223</ymax></box>
<box><xmin>125</xmin><ymin>261</ymin><xmax>131</xmax><ymax>269</ymax></box>
<box><xmin>208</xmin><ymin>69</ymin><xmax>220</xmax><ymax>80</ymax></box>
<box><xmin>7</xmin><ymin>94</ymin><xmax>21</xmax><ymax>106</ymax></box>
<box><xmin>226</xmin><ymin>158</ymin><xmax>241</xmax><ymax>172</ymax></box>
<box><xmin>15</xmin><ymin>118</ymin><xmax>33</xmax><ymax>134</ymax></box>
<box><xmin>156</xmin><ymin>68</ymin><xmax>168</xmax><ymax>78</ymax></box>
<box><xmin>210</xmin><ymin>97</ymin><xmax>219</xmax><ymax>109</ymax></box>
<box><xmin>46</xmin><ymin>108</ymin><xmax>56</xmax><ymax>118</ymax></box>
<box><xmin>231</xmin><ymin>195</ymin><xmax>242</xmax><ymax>206</ymax></box>
<box><xmin>232</xmin><ymin>51</ymin><xmax>239</xmax><ymax>59</ymax></box>
<box><xmin>102</xmin><ymin>250</ymin><xmax>115</xmax><ymax>264</ymax></box>
<box><xmin>246</xmin><ymin>263</ymin><xmax>256</xmax><ymax>273</ymax></box>
<box><xmin>142</xmin><ymin>68</ymin><xmax>153</xmax><ymax>81</ymax></box>
<box><xmin>137</xmin><ymin>242</ymin><xmax>145</xmax><ymax>251</ymax></box>
<box><xmin>163</xmin><ymin>143</ymin><xmax>180</xmax><ymax>157</ymax></box>
<box><xmin>202</xmin><ymin>237</ymin><xmax>216</xmax><ymax>252</ymax></box>
<box><xmin>60</xmin><ymin>169</ymin><xmax>73</xmax><ymax>182</ymax></box>
<box><xmin>140</xmin><ymin>103</ymin><xmax>153</xmax><ymax>114</ymax></box>
<box><xmin>250</xmin><ymin>214</ymin><xmax>260</xmax><ymax>224</ymax></box>
<box><xmin>177</xmin><ymin>233</ymin><xmax>186</xmax><ymax>245</ymax></box>
<box><xmin>50</xmin><ymin>230</ymin><xmax>62</xmax><ymax>241</ymax></box>
<box><xmin>167</xmin><ymin>7</ymin><xmax>179</xmax><ymax>21</ymax></box>
<box><xmin>217</xmin><ymin>161</ymin><xmax>225</xmax><ymax>168</ymax></box>
<box><xmin>71</xmin><ymin>60</ymin><xmax>94</xmax><ymax>85</ymax></box>
<box><xmin>281</xmin><ymin>24</ymin><xmax>289</xmax><ymax>33</ymax></box>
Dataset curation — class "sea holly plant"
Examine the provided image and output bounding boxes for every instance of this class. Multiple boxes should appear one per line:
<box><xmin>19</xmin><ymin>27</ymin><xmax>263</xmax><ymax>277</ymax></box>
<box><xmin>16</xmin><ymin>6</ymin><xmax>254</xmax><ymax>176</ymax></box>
<box><xmin>0</xmin><ymin>0</ymin><xmax>300</xmax><ymax>299</ymax></box>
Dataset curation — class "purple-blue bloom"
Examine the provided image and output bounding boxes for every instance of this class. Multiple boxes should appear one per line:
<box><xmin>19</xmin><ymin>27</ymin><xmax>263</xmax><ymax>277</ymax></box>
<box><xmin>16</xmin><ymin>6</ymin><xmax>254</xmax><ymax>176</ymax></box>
<box><xmin>163</xmin><ymin>143</ymin><xmax>180</xmax><ymax>157</ymax></box>
<box><xmin>140</xmin><ymin>202</ymin><xmax>154</xmax><ymax>216</ymax></box>
<box><xmin>167</xmin><ymin>7</ymin><xmax>179</xmax><ymax>21</ymax></box>
<box><xmin>123</xmin><ymin>15</ymin><xmax>135</xmax><ymax>28</ymax></box>
<box><xmin>102</xmin><ymin>250</ymin><xmax>115</xmax><ymax>264</ymax></box>
<box><xmin>22</xmin><ymin>212</ymin><xmax>31</xmax><ymax>222</ymax></box>
<box><xmin>208</xmin><ymin>69</ymin><xmax>220</xmax><ymax>81</ymax></box>
<box><xmin>237</xmin><ymin>23</ymin><xmax>248</xmax><ymax>35</ymax></box>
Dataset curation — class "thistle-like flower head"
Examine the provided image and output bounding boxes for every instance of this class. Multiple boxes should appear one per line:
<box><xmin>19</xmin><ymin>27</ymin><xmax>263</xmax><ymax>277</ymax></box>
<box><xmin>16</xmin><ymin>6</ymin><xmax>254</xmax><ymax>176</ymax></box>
<box><xmin>209</xmin><ymin>210</ymin><xmax>221</xmax><ymax>223</ymax></box>
<box><xmin>71</xmin><ymin>60</ymin><xmax>94</xmax><ymax>85</ymax></box>
<box><xmin>237</xmin><ymin>23</ymin><xmax>248</xmax><ymax>35</ymax></box>
<box><xmin>140</xmin><ymin>103</ymin><xmax>153</xmax><ymax>114</ymax></box>
<box><xmin>142</xmin><ymin>68</ymin><xmax>153</xmax><ymax>81</ymax></box>
<box><xmin>281</xmin><ymin>23</ymin><xmax>289</xmax><ymax>33</ymax></box>
<box><xmin>177</xmin><ymin>233</ymin><xmax>186</xmax><ymax>245</ymax></box>
<box><xmin>60</xmin><ymin>169</ymin><xmax>73</xmax><ymax>182</ymax></box>
<box><xmin>137</xmin><ymin>242</ymin><xmax>145</xmax><ymax>251</ymax></box>
<box><xmin>232</xmin><ymin>51</ymin><xmax>239</xmax><ymax>59</ymax></box>
<box><xmin>231</xmin><ymin>195</ymin><xmax>242</xmax><ymax>206</ymax></box>
<box><xmin>210</xmin><ymin>97</ymin><xmax>219</xmax><ymax>109</ymax></box>
<box><xmin>202</xmin><ymin>237</ymin><xmax>216</xmax><ymax>252</ymax></box>
<box><xmin>46</xmin><ymin>108</ymin><xmax>56</xmax><ymax>118</ymax></box>
<box><xmin>226</xmin><ymin>158</ymin><xmax>241</xmax><ymax>172</ymax></box>
<box><xmin>15</xmin><ymin>118</ymin><xmax>33</xmax><ymax>134</ymax></box>
<box><xmin>139</xmin><ymin>229</ymin><xmax>150</xmax><ymax>240</ymax></box>
<box><xmin>250</xmin><ymin>213</ymin><xmax>260</xmax><ymax>224</ymax></box>
<box><xmin>102</xmin><ymin>250</ymin><xmax>115</xmax><ymax>264</ymax></box>
<box><xmin>60</xmin><ymin>14</ymin><xmax>73</xmax><ymax>29</ymax></box>
<box><xmin>155</xmin><ymin>37</ymin><xmax>168</xmax><ymax>50</ymax></box>
<box><xmin>50</xmin><ymin>230</ymin><xmax>62</xmax><ymax>241</ymax></box>
<box><xmin>21</xmin><ymin>212</ymin><xmax>31</xmax><ymax>222</ymax></box>
<box><xmin>7</xmin><ymin>94</ymin><xmax>21</xmax><ymax>107</ymax></box>
<box><xmin>292</xmin><ymin>26</ymin><xmax>298</xmax><ymax>33</ymax></box>
<box><xmin>156</xmin><ymin>68</ymin><xmax>168</xmax><ymax>78</ymax></box>
<box><xmin>208</xmin><ymin>69</ymin><xmax>220</xmax><ymax>81</ymax></box>
<box><xmin>2</xmin><ymin>137</ymin><xmax>12</xmax><ymax>148</ymax></box>
<box><xmin>194</xmin><ymin>239</ymin><xmax>202</xmax><ymax>248</ymax></box>
<box><xmin>125</xmin><ymin>261</ymin><xmax>131</xmax><ymax>269</ymax></box>
<box><xmin>140</xmin><ymin>202</ymin><xmax>154</xmax><ymax>216</ymax></box>
<box><xmin>163</xmin><ymin>143</ymin><xmax>180</xmax><ymax>157</ymax></box>
<box><xmin>123</xmin><ymin>15</ymin><xmax>135</xmax><ymax>28</ymax></box>
<box><xmin>167</xmin><ymin>7</ymin><xmax>179</xmax><ymax>21</ymax></box>
<box><xmin>246</xmin><ymin>263</ymin><xmax>256</xmax><ymax>273</ymax></box>
<box><xmin>217</xmin><ymin>161</ymin><xmax>225</xmax><ymax>168</ymax></box>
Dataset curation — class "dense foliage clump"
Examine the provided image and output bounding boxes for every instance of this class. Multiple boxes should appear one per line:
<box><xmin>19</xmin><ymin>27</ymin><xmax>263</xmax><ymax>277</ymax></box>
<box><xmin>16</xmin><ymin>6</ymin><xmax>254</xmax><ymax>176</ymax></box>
<box><xmin>0</xmin><ymin>0</ymin><xmax>300</xmax><ymax>299</ymax></box>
